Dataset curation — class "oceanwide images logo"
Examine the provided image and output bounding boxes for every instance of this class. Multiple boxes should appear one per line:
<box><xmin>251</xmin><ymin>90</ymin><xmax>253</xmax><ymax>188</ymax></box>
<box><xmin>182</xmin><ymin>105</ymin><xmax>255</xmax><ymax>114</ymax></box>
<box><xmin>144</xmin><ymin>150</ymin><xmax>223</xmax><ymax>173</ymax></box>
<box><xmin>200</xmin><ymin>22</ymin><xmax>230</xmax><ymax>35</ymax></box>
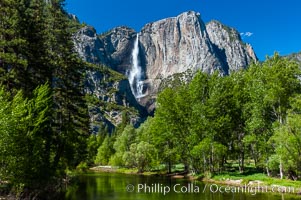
<box><xmin>126</xmin><ymin>183</ymin><xmax>298</xmax><ymax>196</ymax></box>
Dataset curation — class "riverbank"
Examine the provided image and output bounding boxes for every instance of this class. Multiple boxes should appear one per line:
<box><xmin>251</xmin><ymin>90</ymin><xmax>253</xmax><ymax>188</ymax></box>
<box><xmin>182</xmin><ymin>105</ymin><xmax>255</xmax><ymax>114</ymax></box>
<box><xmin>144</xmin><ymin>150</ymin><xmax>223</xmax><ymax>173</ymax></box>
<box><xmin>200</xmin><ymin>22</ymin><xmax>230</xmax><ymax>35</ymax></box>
<box><xmin>206</xmin><ymin>173</ymin><xmax>301</xmax><ymax>194</ymax></box>
<box><xmin>0</xmin><ymin>178</ymin><xmax>68</xmax><ymax>200</ymax></box>
<box><xmin>90</xmin><ymin>166</ymin><xmax>301</xmax><ymax>195</ymax></box>
<box><xmin>89</xmin><ymin>165</ymin><xmax>188</xmax><ymax>177</ymax></box>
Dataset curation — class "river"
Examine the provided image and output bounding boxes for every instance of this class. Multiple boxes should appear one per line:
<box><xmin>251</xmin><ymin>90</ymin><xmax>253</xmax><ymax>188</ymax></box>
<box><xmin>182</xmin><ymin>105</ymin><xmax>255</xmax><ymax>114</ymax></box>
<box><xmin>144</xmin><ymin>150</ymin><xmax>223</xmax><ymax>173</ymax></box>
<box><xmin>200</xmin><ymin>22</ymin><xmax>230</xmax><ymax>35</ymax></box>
<box><xmin>64</xmin><ymin>172</ymin><xmax>300</xmax><ymax>200</ymax></box>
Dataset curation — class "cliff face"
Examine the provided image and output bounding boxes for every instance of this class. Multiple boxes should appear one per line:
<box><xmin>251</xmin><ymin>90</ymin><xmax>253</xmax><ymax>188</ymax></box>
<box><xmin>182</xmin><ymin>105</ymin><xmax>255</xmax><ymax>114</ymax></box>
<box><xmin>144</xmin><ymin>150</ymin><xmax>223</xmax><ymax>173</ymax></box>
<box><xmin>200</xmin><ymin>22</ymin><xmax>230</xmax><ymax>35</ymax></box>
<box><xmin>100</xmin><ymin>26</ymin><xmax>136</xmax><ymax>74</ymax></box>
<box><xmin>74</xmin><ymin>27</ymin><xmax>147</xmax><ymax>131</ymax></box>
<box><xmin>138</xmin><ymin>11</ymin><xmax>225</xmax><ymax>109</ymax></box>
<box><xmin>206</xmin><ymin>20</ymin><xmax>258</xmax><ymax>72</ymax></box>
<box><xmin>74</xmin><ymin>11</ymin><xmax>257</xmax><ymax>113</ymax></box>
<box><xmin>73</xmin><ymin>26</ymin><xmax>136</xmax><ymax>72</ymax></box>
<box><xmin>84</xmin><ymin>66</ymin><xmax>147</xmax><ymax>133</ymax></box>
<box><xmin>74</xmin><ymin>26</ymin><xmax>108</xmax><ymax>64</ymax></box>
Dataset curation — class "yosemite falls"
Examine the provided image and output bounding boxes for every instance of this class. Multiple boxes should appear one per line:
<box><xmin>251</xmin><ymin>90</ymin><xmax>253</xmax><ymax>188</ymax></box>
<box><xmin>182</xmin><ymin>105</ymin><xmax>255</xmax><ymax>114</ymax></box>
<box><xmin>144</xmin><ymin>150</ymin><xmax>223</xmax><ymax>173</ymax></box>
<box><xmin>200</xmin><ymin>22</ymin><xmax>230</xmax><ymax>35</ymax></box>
<box><xmin>128</xmin><ymin>34</ymin><xmax>145</xmax><ymax>99</ymax></box>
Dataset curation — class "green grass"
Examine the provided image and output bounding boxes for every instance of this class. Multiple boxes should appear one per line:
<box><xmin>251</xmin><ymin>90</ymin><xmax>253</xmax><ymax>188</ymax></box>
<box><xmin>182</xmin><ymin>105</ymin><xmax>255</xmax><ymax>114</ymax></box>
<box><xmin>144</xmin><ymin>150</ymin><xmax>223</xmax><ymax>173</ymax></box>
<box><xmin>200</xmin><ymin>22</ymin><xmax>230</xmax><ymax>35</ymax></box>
<box><xmin>116</xmin><ymin>168</ymin><xmax>138</xmax><ymax>174</ymax></box>
<box><xmin>172</xmin><ymin>164</ymin><xmax>185</xmax><ymax>172</ymax></box>
<box><xmin>116</xmin><ymin>168</ymin><xmax>159</xmax><ymax>175</ymax></box>
<box><xmin>113</xmin><ymin>164</ymin><xmax>186</xmax><ymax>175</ymax></box>
<box><xmin>212</xmin><ymin>172</ymin><xmax>301</xmax><ymax>188</ymax></box>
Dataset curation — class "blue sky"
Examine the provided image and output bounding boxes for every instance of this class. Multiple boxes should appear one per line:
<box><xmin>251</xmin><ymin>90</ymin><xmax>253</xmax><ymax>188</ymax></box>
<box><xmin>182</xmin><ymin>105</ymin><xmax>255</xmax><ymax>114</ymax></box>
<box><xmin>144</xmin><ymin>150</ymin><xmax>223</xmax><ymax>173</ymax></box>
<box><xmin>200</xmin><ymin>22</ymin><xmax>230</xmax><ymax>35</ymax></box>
<box><xmin>65</xmin><ymin>0</ymin><xmax>301</xmax><ymax>60</ymax></box>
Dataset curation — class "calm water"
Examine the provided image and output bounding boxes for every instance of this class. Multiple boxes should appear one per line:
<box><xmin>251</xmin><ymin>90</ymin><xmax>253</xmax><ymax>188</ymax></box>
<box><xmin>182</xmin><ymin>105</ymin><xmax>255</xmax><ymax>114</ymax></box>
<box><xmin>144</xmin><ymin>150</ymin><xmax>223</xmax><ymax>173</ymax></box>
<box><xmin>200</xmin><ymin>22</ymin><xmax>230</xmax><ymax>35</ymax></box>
<box><xmin>65</xmin><ymin>172</ymin><xmax>300</xmax><ymax>200</ymax></box>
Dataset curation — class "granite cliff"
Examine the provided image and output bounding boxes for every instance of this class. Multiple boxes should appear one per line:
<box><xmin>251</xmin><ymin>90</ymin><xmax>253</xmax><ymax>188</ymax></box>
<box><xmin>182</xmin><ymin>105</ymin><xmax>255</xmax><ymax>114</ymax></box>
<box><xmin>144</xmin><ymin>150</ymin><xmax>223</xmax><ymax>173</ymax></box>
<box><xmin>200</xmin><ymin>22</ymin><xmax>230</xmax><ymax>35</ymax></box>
<box><xmin>85</xmin><ymin>65</ymin><xmax>147</xmax><ymax>132</ymax></box>
<box><xmin>74</xmin><ymin>11</ymin><xmax>258</xmax><ymax>124</ymax></box>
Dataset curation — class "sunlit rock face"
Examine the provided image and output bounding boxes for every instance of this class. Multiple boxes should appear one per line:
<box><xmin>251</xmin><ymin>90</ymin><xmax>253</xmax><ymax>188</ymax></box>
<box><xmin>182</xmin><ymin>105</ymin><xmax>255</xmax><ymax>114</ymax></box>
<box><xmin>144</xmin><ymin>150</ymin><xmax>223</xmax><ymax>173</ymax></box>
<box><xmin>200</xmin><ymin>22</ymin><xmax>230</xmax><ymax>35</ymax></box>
<box><xmin>206</xmin><ymin>20</ymin><xmax>258</xmax><ymax>72</ymax></box>
<box><xmin>138</xmin><ymin>11</ymin><xmax>224</xmax><ymax>111</ymax></box>
<box><xmin>74</xmin><ymin>11</ymin><xmax>257</xmax><ymax>113</ymax></box>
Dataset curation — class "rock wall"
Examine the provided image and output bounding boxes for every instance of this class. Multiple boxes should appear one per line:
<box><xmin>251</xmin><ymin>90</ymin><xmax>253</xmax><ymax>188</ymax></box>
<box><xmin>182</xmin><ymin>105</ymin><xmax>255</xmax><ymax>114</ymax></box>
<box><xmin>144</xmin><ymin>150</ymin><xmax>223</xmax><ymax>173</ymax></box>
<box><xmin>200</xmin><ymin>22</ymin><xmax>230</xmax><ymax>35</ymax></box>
<box><xmin>84</xmin><ymin>66</ymin><xmax>147</xmax><ymax>133</ymax></box>
<box><xmin>74</xmin><ymin>11</ymin><xmax>258</xmax><ymax>113</ymax></box>
<box><xmin>138</xmin><ymin>11</ymin><xmax>225</xmax><ymax>108</ymax></box>
<box><xmin>206</xmin><ymin>20</ymin><xmax>258</xmax><ymax>72</ymax></box>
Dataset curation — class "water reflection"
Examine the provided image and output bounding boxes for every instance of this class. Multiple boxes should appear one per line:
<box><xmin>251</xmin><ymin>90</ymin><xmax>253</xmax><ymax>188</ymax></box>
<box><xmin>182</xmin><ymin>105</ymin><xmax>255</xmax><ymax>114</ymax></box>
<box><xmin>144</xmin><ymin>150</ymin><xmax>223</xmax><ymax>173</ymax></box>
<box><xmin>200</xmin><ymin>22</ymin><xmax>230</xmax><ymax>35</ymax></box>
<box><xmin>65</xmin><ymin>172</ymin><xmax>300</xmax><ymax>200</ymax></box>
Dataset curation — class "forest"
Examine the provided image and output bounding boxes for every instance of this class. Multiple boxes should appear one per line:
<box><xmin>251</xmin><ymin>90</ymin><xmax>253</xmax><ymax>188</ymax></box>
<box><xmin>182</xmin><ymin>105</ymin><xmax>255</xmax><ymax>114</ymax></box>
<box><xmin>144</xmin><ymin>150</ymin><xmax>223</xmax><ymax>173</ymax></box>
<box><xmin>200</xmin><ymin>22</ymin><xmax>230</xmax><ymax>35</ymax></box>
<box><xmin>0</xmin><ymin>0</ymin><xmax>89</xmax><ymax>198</ymax></box>
<box><xmin>1</xmin><ymin>0</ymin><xmax>301</xmax><ymax>199</ymax></box>
<box><xmin>93</xmin><ymin>54</ymin><xmax>301</xmax><ymax>182</ymax></box>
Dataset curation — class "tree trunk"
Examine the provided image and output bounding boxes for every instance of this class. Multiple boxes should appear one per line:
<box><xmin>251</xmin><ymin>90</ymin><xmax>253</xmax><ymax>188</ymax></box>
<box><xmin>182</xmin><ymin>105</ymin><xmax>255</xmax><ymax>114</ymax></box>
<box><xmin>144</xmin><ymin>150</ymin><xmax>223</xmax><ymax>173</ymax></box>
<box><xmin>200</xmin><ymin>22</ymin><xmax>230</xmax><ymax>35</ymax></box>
<box><xmin>210</xmin><ymin>144</ymin><xmax>214</xmax><ymax>172</ymax></box>
<box><xmin>279</xmin><ymin>159</ymin><xmax>284</xmax><ymax>179</ymax></box>
<box><xmin>266</xmin><ymin>166</ymin><xmax>270</xmax><ymax>177</ymax></box>
<box><xmin>184</xmin><ymin>164</ymin><xmax>189</xmax><ymax>173</ymax></box>
<box><xmin>239</xmin><ymin>151</ymin><xmax>244</xmax><ymax>173</ymax></box>
<box><xmin>168</xmin><ymin>159</ymin><xmax>171</xmax><ymax>174</ymax></box>
<box><xmin>203</xmin><ymin>153</ymin><xmax>206</xmax><ymax>172</ymax></box>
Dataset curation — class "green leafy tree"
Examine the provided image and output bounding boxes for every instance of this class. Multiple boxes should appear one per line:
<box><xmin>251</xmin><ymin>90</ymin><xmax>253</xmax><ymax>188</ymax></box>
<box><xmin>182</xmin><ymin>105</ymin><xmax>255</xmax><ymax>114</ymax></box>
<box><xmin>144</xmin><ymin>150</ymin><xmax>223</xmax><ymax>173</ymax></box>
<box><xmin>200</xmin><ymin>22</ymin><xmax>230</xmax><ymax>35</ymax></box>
<box><xmin>191</xmin><ymin>138</ymin><xmax>226</xmax><ymax>173</ymax></box>
<box><xmin>110</xmin><ymin>125</ymin><xmax>136</xmax><ymax>166</ymax></box>
<box><xmin>95</xmin><ymin>136</ymin><xmax>114</xmax><ymax>165</ymax></box>
<box><xmin>0</xmin><ymin>84</ymin><xmax>53</xmax><ymax>190</ymax></box>
<box><xmin>263</xmin><ymin>53</ymin><xmax>301</xmax><ymax>125</ymax></box>
<box><xmin>86</xmin><ymin>131</ymin><xmax>106</xmax><ymax>165</ymax></box>
<box><xmin>150</xmin><ymin>88</ymin><xmax>182</xmax><ymax>173</ymax></box>
<box><xmin>123</xmin><ymin>141</ymin><xmax>158</xmax><ymax>173</ymax></box>
<box><xmin>269</xmin><ymin>95</ymin><xmax>301</xmax><ymax>179</ymax></box>
<box><xmin>241</xmin><ymin>63</ymin><xmax>273</xmax><ymax>173</ymax></box>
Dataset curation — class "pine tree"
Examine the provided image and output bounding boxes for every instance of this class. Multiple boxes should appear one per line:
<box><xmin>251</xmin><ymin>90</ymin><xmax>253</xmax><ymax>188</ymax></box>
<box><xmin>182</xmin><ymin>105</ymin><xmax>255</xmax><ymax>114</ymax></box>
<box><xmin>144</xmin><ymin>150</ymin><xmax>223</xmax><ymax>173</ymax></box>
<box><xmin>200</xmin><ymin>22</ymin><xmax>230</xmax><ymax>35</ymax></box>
<box><xmin>48</xmin><ymin>0</ymin><xmax>90</xmax><ymax>169</ymax></box>
<box><xmin>0</xmin><ymin>0</ymin><xmax>27</xmax><ymax>90</ymax></box>
<box><xmin>17</xmin><ymin>0</ymin><xmax>55</xmax><ymax>92</ymax></box>
<box><xmin>0</xmin><ymin>0</ymin><xmax>90</xmax><ymax>194</ymax></box>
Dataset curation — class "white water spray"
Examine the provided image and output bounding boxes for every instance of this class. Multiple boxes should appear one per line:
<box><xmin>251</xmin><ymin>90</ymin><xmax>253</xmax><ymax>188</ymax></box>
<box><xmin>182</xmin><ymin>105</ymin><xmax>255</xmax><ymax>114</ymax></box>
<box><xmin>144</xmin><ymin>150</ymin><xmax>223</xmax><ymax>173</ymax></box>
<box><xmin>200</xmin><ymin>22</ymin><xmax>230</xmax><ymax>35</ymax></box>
<box><xmin>128</xmin><ymin>34</ymin><xmax>145</xmax><ymax>99</ymax></box>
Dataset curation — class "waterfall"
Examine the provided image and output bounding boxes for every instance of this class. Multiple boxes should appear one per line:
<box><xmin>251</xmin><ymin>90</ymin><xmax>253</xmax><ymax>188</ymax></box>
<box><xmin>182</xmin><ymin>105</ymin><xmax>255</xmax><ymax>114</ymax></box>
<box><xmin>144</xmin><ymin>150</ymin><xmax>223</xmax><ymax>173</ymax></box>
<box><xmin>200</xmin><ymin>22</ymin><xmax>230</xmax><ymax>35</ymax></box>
<box><xmin>128</xmin><ymin>34</ymin><xmax>145</xmax><ymax>99</ymax></box>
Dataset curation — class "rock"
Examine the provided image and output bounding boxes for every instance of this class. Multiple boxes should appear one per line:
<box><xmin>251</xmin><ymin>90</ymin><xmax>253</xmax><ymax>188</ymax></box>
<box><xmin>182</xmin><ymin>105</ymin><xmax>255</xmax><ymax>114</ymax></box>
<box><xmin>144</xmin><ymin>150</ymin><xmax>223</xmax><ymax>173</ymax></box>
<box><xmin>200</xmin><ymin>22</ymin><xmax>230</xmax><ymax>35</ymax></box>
<box><xmin>100</xmin><ymin>26</ymin><xmax>136</xmax><ymax>74</ymax></box>
<box><xmin>84</xmin><ymin>66</ymin><xmax>147</xmax><ymax>133</ymax></box>
<box><xmin>286</xmin><ymin>51</ymin><xmax>301</xmax><ymax>64</ymax></box>
<box><xmin>206</xmin><ymin>20</ymin><xmax>257</xmax><ymax>73</ymax></box>
<box><xmin>68</xmin><ymin>13</ymin><xmax>80</xmax><ymax>23</ymax></box>
<box><xmin>73</xmin><ymin>26</ymin><xmax>109</xmax><ymax>64</ymax></box>
<box><xmin>226</xmin><ymin>179</ymin><xmax>243</xmax><ymax>185</ymax></box>
<box><xmin>248</xmin><ymin>180</ymin><xmax>264</xmax><ymax>186</ymax></box>
<box><xmin>74</xmin><ymin>10</ymin><xmax>258</xmax><ymax>118</ymax></box>
<box><xmin>138</xmin><ymin>11</ymin><xmax>225</xmax><ymax>109</ymax></box>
